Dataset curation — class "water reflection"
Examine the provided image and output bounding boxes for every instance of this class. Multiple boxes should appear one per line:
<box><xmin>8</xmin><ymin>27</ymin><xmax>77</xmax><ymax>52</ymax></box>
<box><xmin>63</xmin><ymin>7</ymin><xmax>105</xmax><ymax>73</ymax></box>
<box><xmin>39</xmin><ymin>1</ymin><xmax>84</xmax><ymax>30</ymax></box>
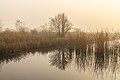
<box><xmin>49</xmin><ymin>49</ymin><xmax>73</xmax><ymax>70</ymax></box>
<box><xmin>49</xmin><ymin>40</ymin><xmax>120</xmax><ymax>79</ymax></box>
<box><xmin>0</xmin><ymin>40</ymin><xmax>120</xmax><ymax>79</ymax></box>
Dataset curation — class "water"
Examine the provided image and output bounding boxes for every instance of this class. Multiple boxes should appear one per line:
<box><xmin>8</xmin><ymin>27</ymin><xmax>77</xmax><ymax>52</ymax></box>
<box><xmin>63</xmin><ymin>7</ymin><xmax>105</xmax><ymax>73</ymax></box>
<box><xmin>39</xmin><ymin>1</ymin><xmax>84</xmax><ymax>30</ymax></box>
<box><xmin>0</xmin><ymin>40</ymin><xmax>120</xmax><ymax>80</ymax></box>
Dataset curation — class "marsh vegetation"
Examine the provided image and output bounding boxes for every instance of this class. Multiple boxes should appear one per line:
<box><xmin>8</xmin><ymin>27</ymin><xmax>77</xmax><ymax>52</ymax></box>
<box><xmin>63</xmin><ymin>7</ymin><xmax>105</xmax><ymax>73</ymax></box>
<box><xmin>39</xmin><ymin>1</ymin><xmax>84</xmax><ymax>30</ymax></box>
<box><xmin>0</xmin><ymin>38</ymin><xmax>120</xmax><ymax>80</ymax></box>
<box><xmin>0</xmin><ymin>13</ymin><xmax>120</xmax><ymax>80</ymax></box>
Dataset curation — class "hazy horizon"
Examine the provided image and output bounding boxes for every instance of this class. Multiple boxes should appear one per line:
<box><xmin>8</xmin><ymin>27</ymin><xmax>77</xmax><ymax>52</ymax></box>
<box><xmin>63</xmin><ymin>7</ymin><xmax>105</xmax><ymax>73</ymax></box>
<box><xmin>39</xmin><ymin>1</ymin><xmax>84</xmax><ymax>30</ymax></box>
<box><xmin>1</xmin><ymin>0</ymin><xmax>120</xmax><ymax>31</ymax></box>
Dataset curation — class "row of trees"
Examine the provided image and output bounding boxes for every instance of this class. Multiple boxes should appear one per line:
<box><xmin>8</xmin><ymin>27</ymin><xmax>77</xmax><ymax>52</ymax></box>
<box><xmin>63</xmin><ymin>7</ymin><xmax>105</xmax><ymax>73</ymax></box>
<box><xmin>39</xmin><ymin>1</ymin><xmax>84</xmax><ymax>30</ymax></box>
<box><xmin>0</xmin><ymin>13</ymin><xmax>72</xmax><ymax>37</ymax></box>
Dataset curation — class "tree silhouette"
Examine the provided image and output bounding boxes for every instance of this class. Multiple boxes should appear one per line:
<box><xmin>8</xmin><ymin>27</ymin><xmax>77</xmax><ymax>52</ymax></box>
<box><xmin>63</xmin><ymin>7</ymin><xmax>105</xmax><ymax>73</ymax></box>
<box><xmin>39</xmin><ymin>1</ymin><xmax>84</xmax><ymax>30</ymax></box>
<box><xmin>15</xmin><ymin>20</ymin><xmax>25</xmax><ymax>32</ymax></box>
<box><xmin>49</xmin><ymin>13</ymin><xmax>72</xmax><ymax>37</ymax></box>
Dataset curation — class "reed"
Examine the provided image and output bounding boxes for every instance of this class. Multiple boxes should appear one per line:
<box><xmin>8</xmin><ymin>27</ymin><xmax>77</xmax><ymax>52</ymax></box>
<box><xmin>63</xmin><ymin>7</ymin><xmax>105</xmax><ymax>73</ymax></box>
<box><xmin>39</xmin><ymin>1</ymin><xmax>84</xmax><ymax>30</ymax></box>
<box><xmin>0</xmin><ymin>28</ymin><xmax>119</xmax><ymax>53</ymax></box>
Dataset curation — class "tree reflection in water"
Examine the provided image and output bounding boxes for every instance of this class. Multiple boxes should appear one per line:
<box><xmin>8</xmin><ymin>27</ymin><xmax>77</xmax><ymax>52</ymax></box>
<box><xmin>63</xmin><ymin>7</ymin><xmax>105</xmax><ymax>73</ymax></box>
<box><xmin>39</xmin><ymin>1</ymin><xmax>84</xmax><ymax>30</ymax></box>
<box><xmin>49</xmin><ymin>40</ymin><xmax>120</xmax><ymax>79</ymax></box>
<box><xmin>49</xmin><ymin>48</ymin><xmax>73</xmax><ymax>70</ymax></box>
<box><xmin>0</xmin><ymin>40</ymin><xmax>120</xmax><ymax>79</ymax></box>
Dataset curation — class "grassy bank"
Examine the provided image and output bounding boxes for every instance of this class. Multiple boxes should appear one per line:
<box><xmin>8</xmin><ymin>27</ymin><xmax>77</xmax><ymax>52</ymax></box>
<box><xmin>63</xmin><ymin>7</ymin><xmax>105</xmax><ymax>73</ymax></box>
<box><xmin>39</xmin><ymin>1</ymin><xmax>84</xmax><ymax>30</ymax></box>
<box><xmin>0</xmin><ymin>29</ymin><xmax>119</xmax><ymax>53</ymax></box>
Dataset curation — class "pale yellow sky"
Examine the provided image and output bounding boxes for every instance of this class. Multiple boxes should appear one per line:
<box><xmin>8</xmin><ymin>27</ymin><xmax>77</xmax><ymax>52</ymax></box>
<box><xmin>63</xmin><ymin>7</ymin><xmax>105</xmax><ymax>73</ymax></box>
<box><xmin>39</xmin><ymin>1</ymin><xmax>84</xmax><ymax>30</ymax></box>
<box><xmin>0</xmin><ymin>0</ymin><xmax>120</xmax><ymax>30</ymax></box>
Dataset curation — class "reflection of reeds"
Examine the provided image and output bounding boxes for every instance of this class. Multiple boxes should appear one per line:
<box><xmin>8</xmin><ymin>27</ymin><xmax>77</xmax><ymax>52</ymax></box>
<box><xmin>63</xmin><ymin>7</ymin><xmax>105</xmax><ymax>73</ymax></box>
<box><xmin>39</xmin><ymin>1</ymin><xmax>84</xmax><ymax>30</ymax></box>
<box><xmin>0</xmin><ymin>33</ymin><xmax>120</xmax><ymax>79</ymax></box>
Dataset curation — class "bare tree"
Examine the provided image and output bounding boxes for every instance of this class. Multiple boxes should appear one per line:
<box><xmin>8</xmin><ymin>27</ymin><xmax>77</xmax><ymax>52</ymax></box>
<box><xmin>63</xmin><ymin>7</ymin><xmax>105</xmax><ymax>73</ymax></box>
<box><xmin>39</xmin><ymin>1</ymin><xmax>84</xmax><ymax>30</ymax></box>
<box><xmin>15</xmin><ymin>20</ymin><xmax>26</xmax><ymax>32</ymax></box>
<box><xmin>49</xmin><ymin>13</ymin><xmax>72</xmax><ymax>37</ymax></box>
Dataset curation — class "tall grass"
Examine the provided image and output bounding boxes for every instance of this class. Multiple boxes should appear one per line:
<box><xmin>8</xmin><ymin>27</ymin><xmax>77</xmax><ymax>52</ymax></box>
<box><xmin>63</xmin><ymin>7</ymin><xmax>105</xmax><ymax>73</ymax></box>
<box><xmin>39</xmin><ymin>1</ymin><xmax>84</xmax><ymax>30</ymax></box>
<box><xmin>0</xmin><ymin>28</ymin><xmax>119</xmax><ymax>53</ymax></box>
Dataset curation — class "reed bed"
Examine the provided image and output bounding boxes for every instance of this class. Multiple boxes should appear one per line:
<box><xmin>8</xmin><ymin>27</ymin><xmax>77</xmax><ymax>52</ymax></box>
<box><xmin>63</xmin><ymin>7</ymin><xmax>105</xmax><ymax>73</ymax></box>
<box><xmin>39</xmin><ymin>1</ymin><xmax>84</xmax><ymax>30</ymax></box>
<box><xmin>0</xmin><ymin>29</ymin><xmax>119</xmax><ymax>53</ymax></box>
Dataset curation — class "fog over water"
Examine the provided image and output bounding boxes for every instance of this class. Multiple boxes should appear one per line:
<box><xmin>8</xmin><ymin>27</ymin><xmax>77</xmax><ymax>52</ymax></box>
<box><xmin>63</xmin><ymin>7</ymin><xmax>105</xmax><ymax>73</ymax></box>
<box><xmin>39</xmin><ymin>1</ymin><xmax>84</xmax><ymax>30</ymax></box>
<box><xmin>0</xmin><ymin>0</ymin><xmax>120</xmax><ymax>31</ymax></box>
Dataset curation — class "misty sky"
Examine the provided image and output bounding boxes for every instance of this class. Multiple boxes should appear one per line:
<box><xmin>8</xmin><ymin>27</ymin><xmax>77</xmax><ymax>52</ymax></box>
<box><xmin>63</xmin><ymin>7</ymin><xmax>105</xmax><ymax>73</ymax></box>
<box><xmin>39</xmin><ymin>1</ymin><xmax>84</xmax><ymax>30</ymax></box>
<box><xmin>1</xmin><ymin>0</ymin><xmax>120</xmax><ymax>31</ymax></box>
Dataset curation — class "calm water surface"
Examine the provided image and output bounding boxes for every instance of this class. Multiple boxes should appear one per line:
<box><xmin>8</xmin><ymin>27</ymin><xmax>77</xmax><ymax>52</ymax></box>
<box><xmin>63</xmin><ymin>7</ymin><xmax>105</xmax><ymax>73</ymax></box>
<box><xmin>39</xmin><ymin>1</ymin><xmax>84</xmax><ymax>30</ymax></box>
<box><xmin>0</xmin><ymin>40</ymin><xmax>120</xmax><ymax>80</ymax></box>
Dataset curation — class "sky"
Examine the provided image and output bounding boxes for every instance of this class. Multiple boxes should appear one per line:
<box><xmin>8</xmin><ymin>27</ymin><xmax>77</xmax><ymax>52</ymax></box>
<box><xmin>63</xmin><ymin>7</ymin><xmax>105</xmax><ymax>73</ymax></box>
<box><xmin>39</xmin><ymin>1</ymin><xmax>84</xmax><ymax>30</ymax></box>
<box><xmin>0</xmin><ymin>0</ymin><xmax>120</xmax><ymax>31</ymax></box>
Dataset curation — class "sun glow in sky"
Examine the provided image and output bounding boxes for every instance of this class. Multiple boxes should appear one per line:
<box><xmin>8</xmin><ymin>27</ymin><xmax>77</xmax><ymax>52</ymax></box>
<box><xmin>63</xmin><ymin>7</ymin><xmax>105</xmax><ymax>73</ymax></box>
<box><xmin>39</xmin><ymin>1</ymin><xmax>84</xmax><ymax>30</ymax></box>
<box><xmin>1</xmin><ymin>0</ymin><xmax>120</xmax><ymax>30</ymax></box>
